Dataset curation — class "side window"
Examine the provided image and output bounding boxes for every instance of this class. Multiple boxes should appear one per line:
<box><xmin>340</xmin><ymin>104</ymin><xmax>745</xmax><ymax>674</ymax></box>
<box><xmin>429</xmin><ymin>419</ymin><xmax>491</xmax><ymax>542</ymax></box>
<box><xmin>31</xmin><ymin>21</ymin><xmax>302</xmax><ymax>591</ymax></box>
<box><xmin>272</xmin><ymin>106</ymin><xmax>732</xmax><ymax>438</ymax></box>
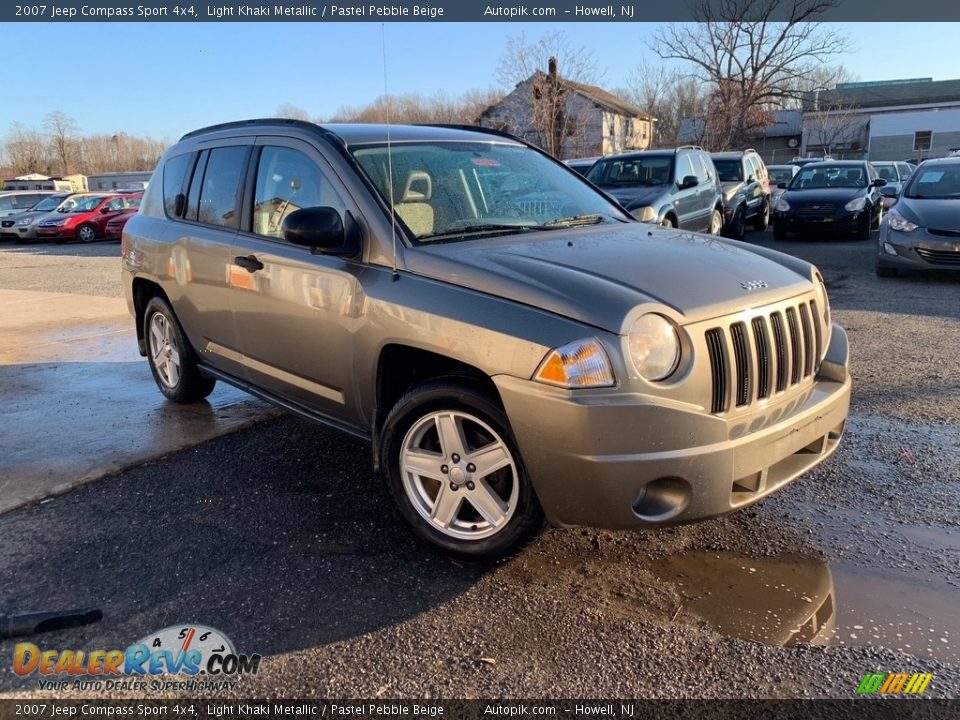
<box><xmin>695</xmin><ymin>153</ymin><xmax>711</xmax><ymax>182</ymax></box>
<box><xmin>675</xmin><ymin>154</ymin><xmax>696</xmax><ymax>183</ymax></box>
<box><xmin>162</xmin><ymin>152</ymin><xmax>195</xmax><ymax>218</ymax></box>
<box><xmin>197</xmin><ymin>146</ymin><xmax>247</xmax><ymax>229</ymax></box>
<box><xmin>106</xmin><ymin>197</ymin><xmax>125</xmax><ymax>212</ymax></box>
<box><xmin>184</xmin><ymin>151</ymin><xmax>209</xmax><ymax>222</ymax></box>
<box><xmin>252</xmin><ymin>146</ymin><xmax>346</xmax><ymax>239</ymax></box>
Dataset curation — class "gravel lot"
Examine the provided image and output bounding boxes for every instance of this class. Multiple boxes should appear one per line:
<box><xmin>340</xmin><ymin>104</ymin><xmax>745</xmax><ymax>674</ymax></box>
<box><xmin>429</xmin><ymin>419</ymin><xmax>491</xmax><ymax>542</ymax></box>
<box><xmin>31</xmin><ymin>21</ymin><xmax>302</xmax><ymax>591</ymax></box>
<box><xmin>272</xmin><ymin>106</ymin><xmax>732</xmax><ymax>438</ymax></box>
<box><xmin>0</xmin><ymin>231</ymin><xmax>958</xmax><ymax>699</ymax></box>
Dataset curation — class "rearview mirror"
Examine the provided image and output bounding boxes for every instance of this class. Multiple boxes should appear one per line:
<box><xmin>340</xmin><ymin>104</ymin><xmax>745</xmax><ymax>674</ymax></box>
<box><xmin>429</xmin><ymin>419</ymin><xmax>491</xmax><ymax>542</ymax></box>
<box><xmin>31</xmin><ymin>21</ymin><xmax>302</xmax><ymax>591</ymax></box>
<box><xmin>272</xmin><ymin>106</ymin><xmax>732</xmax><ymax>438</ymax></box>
<box><xmin>679</xmin><ymin>175</ymin><xmax>699</xmax><ymax>190</ymax></box>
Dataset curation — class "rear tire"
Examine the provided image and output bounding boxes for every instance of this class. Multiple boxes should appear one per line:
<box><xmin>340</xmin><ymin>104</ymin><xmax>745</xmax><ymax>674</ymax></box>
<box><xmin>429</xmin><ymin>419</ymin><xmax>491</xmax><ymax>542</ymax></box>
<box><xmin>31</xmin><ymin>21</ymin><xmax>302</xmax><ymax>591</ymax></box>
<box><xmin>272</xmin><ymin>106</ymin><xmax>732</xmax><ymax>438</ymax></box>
<box><xmin>709</xmin><ymin>208</ymin><xmax>723</xmax><ymax>236</ymax></box>
<box><xmin>381</xmin><ymin>379</ymin><xmax>544</xmax><ymax>560</ymax></box>
<box><xmin>143</xmin><ymin>296</ymin><xmax>216</xmax><ymax>402</ymax></box>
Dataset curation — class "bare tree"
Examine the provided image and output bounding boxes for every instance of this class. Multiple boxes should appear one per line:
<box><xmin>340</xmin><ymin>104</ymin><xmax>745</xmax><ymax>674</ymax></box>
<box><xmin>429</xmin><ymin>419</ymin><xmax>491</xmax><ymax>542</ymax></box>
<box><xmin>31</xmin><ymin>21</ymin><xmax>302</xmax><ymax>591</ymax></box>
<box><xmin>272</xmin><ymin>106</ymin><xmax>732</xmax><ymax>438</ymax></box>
<box><xmin>4</xmin><ymin>123</ymin><xmax>52</xmax><ymax>175</ymax></box>
<box><xmin>328</xmin><ymin>88</ymin><xmax>502</xmax><ymax>125</ymax></box>
<box><xmin>651</xmin><ymin>0</ymin><xmax>849</xmax><ymax>149</ymax></box>
<box><xmin>276</xmin><ymin>103</ymin><xmax>312</xmax><ymax>121</ymax></box>
<box><xmin>487</xmin><ymin>32</ymin><xmax>602</xmax><ymax>157</ymax></box>
<box><xmin>621</xmin><ymin>65</ymin><xmax>709</xmax><ymax>147</ymax></box>
<box><xmin>43</xmin><ymin>111</ymin><xmax>79</xmax><ymax>175</ymax></box>
<box><xmin>803</xmin><ymin>99</ymin><xmax>864</xmax><ymax>158</ymax></box>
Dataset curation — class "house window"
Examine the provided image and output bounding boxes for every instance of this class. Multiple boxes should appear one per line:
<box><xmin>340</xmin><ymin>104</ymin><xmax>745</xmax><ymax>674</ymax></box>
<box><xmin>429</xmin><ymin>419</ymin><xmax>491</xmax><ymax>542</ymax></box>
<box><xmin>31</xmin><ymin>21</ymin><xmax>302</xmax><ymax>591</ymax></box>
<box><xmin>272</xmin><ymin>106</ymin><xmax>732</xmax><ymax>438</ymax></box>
<box><xmin>914</xmin><ymin>131</ymin><xmax>932</xmax><ymax>152</ymax></box>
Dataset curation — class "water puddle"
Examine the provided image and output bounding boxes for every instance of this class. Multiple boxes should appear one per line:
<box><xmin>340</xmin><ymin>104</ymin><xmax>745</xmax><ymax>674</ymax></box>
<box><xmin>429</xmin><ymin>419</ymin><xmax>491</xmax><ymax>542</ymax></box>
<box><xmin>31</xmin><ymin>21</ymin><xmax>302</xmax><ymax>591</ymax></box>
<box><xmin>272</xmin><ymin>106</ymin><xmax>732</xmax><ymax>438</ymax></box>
<box><xmin>649</xmin><ymin>550</ymin><xmax>958</xmax><ymax>663</ymax></box>
<box><xmin>650</xmin><ymin>552</ymin><xmax>836</xmax><ymax>647</ymax></box>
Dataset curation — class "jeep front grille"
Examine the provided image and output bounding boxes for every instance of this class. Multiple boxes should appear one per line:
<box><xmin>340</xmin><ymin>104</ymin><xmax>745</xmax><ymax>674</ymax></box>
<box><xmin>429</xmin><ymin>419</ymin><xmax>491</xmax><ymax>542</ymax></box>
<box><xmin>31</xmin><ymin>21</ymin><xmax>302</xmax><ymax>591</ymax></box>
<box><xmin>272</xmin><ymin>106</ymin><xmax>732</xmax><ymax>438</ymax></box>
<box><xmin>705</xmin><ymin>299</ymin><xmax>821</xmax><ymax>414</ymax></box>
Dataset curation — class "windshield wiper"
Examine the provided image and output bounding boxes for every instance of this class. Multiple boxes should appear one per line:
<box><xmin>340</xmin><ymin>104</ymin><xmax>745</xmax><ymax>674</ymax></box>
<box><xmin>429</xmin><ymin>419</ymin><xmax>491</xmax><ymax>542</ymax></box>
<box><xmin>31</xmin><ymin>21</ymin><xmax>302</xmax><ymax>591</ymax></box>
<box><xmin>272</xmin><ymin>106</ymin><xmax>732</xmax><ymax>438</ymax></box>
<box><xmin>540</xmin><ymin>214</ymin><xmax>611</xmax><ymax>229</ymax></box>
<box><xmin>417</xmin><ymin>223</ymin><xmax>542</xmax><ymax>242</ymax></box>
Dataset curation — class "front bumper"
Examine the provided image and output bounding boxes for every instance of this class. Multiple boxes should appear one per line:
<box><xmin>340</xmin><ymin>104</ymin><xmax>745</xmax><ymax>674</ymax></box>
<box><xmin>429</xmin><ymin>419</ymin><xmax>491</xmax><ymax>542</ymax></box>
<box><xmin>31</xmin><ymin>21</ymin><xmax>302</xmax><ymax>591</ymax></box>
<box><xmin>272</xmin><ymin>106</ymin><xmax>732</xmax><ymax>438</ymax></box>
<box><xmin>774</xmin><ymin>210</ymin><xmax>866</xmax><ymax>232</ymax></box>
<box><xmin>494</xmin><ymin>324</ymin><xmax>850</xmax><ymax>529</ymax></box>
<box><xmin>35</xmin><ymin>226</ymin><xmax>69</xmax><ymax>240</ymax></box>
<box><xmin>877</xmin><ymin>224</ymin><xmax>960</xmax><ymax>271</ymax></box>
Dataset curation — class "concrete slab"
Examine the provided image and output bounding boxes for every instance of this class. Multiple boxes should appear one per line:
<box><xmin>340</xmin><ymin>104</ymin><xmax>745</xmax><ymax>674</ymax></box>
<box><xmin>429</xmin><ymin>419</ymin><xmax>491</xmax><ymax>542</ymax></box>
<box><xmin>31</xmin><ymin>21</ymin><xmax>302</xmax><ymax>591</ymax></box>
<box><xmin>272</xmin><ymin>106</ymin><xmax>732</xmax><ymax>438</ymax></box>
<box><xmin>0</xmin><ymin>289</ymin><xmax>278</xmax><ymax>515</ymax></box>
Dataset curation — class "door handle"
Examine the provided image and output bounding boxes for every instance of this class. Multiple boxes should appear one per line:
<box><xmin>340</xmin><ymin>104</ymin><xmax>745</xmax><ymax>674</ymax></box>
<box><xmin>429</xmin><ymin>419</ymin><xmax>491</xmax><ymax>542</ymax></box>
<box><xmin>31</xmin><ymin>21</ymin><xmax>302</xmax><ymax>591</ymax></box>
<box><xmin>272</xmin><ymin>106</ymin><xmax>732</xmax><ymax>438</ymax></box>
<box><xmin>234</xmin><ymin>255</ymin><xmax>264</xmax><ymax>273</ymax></box>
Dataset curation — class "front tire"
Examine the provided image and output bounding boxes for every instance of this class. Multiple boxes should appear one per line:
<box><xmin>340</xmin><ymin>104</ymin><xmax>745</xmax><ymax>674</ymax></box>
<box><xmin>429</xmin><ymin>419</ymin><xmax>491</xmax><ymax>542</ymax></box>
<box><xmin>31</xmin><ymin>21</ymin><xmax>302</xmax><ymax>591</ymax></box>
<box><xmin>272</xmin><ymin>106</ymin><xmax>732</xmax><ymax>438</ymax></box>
<box><xmin>876</xmin><ymin>264</ymin><xmax>898</xmax><ymax>278</ymax></box>
<box><xmin>725</xmin><ymin>206</ymin><xmax>746</xmax><ymax>239</ymax></box>
<box><xmin>77</xmin><ymin>224</ymin><xmax>96</xmax><ymax>243</ymax></box>
<box><xmin>752</xmin><ymin>200</ymin><xmax>770</xmax><ymax>231</ymax></box>
<box><xmin>143</xmin><ymin>297</ymin><xmax>216</xmax><ymax>402</ymax></box>
<box><xmin>381</xmin><ymin>380</ymin><xmax>543</xmax><ymax>560</ymax></box>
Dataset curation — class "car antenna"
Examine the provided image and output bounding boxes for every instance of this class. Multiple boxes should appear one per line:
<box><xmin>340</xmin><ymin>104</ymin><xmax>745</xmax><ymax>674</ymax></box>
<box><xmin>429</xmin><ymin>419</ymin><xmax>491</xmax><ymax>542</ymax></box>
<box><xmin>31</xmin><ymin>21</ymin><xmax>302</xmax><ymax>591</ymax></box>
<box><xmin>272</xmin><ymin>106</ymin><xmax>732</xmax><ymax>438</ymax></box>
<box><xmin>381</xmin><ymin>24</ymin><xmax>399</xmax><ymax>282</ymax></box>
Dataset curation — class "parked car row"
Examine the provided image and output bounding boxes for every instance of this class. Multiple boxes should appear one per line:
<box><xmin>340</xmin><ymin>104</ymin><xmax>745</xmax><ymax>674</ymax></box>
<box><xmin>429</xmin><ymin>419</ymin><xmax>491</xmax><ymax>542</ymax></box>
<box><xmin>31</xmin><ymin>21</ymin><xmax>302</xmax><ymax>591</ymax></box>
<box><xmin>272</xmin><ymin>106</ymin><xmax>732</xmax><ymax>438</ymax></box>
<box><xmin>0</xmin><ymin>191</ymin><xmax>141</xmax><ymax>243</ymax></box>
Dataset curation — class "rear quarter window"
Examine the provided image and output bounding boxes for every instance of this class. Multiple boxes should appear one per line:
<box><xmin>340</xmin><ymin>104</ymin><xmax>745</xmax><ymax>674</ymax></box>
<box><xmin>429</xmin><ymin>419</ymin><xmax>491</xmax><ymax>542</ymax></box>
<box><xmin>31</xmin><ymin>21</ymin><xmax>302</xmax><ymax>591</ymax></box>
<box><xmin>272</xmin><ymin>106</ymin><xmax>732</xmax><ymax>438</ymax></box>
<box><xmin>162</xmin><ymin>152</ymin><xmax>195</xmax><ymax>218</ymax></box>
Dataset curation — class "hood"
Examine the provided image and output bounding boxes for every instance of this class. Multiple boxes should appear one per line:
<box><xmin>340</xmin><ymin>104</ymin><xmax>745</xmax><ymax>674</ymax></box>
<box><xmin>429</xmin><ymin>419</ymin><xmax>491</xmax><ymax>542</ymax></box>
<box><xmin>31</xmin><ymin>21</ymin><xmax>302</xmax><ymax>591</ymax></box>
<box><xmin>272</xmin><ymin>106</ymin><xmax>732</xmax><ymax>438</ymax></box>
<box><xmin>721</xmin><ymin>180</ymin><xmax>745</xmax><ymax>202</ymax></box>
<box><xmin>405</xmin><ymin>224</ymin><xmax>813</xmax><ymax>334</ymax></box>
<box><xmin>782</xmin><ymin>187</ymin><xmax>865</xmax><ymax>205</ymax></box>
<box><xmin>895</xmin><ymin>197</ymin><xmax>960</xmax><ymax>230</ymax></box>
<box><xmin>599</xmin><ymin>185</ymin><xmax>670</xmax><ymax>210</ymax></box>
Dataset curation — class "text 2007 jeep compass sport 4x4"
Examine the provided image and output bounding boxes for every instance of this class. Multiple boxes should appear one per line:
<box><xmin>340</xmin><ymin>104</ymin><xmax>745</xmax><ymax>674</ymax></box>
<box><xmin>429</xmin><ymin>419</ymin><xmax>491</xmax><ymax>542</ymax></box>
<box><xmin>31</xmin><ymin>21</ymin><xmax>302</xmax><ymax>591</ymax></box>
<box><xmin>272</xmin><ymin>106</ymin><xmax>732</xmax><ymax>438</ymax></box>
<box><xmin>122</xmin><ymin>120</ymin><xmax>850</xmax><ymax>558</ymax></box>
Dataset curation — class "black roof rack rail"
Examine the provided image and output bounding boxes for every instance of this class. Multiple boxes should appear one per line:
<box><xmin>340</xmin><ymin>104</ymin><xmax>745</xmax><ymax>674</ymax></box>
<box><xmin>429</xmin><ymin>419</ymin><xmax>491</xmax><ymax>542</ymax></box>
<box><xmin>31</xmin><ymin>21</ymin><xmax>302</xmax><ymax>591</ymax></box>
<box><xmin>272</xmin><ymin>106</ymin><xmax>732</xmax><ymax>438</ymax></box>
<box><xmin>179</xmin><ymin>117</ymin><xmax>326</xmax><ymax>141</ymax></box>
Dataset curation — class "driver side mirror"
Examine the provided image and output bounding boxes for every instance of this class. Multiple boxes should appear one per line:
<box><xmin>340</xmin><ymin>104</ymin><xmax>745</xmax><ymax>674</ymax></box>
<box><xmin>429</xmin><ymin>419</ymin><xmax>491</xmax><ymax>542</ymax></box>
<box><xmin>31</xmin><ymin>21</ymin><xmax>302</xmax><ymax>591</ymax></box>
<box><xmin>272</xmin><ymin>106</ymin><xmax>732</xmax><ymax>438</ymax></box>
<box><xmin>282</xmin><ymin>206</ymin><xmax>359</xmax><ymax>257</ymax></box>
<box><xmin>777</xmin><ymin>182</ymin><xmax>788</xmax><ymax>189</ymax></box>
<box><xmin>872</xmin><ymin>178</ymin><xmax>887</xmax><ymax>187</ymax></box>
<box><xmin>679</xmin><ymin>175</ymin><xmax>699</xmax><ymax>190</ymax></box>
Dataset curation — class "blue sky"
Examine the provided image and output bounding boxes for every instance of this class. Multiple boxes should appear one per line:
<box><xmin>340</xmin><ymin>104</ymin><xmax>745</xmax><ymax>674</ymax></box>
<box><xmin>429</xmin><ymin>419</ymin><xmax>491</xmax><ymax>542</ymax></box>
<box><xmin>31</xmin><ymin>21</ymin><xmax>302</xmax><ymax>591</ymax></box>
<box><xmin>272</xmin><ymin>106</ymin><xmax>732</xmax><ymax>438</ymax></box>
<box><xmin>4</xmin><ymin>22</ymin><xmax>960</xmax><ymax>141</ymax></box>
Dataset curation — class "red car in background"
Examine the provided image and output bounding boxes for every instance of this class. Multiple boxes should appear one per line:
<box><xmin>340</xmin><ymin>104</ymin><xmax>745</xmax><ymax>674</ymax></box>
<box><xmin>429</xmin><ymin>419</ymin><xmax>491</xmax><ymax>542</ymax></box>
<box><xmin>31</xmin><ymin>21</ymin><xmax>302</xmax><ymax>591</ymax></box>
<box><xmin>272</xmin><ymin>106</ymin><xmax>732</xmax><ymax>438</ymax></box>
<box><xmin>104</xmin><ymin>203</ymin><xmax>142</xmax><ymax>240</ymax></box>
<box><xmin>35</xmin><ymin>193</ymin><xmax>141</xmax><ymax>243</ymax></box>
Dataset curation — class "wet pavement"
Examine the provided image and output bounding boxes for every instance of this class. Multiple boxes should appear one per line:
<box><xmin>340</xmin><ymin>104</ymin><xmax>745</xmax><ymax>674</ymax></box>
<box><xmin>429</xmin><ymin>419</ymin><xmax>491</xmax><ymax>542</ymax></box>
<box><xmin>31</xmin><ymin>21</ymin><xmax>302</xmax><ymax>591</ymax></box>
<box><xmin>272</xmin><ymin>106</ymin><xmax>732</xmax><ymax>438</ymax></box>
<box><xmin>0</xmin><ymin>286</ymin><xmax>277</xmax><ymax>516</ymax></box>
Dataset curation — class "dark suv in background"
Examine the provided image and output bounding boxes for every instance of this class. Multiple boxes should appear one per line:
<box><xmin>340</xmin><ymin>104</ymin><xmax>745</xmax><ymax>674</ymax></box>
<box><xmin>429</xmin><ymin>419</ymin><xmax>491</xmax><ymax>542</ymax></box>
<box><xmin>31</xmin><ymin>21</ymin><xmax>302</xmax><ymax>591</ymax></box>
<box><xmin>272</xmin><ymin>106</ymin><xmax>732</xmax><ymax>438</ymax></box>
<box><xmin>710</xmin><ymin>149</ymin><xmax>770</xmax><ymax>239</ymax></box>
<box><xmin>586</xmin><ymin>146</ymin><xmax>724</xmax><ymax>234</ymax></box>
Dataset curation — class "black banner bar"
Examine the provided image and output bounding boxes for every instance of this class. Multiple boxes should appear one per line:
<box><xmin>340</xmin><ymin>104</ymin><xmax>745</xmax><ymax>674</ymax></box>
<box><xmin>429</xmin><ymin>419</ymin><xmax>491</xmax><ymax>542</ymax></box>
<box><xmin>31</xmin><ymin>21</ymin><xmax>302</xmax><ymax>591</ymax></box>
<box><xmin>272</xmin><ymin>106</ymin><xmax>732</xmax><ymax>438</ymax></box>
<box><xmin>1</xmin><ymin>700</ymin><xmax>959</xmax><ymax>720</ymax></box>
<box><xmin>2</xmin><ymin>0</ymin><xmax>960</xmax><ymax>23</ymax></box>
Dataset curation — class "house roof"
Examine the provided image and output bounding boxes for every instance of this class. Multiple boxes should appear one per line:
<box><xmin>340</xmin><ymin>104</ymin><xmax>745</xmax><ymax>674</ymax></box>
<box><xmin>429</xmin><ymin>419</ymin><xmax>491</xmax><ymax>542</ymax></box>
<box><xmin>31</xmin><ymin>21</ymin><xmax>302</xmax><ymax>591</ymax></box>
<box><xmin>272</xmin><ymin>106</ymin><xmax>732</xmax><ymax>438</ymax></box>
<box><xmin>678</xmin><ymin>110</ymin><xmax>802</xmax><ymax>143</ymax></box>
<box><xmin>805</xmin><ymin>78</ymin><xmax>960</xmax><ymax>110</ymax></box>
<box><xmin>480</xmin><ymin>71</ymin><xmax>649</xmax><ymax>120</ymax></box>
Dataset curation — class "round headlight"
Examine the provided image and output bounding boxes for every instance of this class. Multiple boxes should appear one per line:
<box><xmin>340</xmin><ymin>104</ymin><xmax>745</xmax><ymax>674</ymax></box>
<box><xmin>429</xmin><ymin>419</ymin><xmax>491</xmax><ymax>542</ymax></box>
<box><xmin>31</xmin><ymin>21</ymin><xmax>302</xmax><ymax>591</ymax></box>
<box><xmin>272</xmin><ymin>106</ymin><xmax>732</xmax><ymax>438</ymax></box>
<box><xmin>628</xmin><ymin>314</ymin><xmax>680</xmax><ymax>381</ymax></box>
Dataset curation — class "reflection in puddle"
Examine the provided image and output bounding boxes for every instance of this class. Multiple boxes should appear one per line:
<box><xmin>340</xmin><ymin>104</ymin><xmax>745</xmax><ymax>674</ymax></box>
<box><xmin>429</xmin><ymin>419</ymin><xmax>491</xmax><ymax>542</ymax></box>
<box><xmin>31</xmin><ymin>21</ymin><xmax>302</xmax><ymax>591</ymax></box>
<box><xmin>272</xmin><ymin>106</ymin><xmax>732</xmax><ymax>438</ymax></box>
<box><xmin>650</xmin><ymin>552</ymin><xmax>835</xmax><ymax>647</ymax></box>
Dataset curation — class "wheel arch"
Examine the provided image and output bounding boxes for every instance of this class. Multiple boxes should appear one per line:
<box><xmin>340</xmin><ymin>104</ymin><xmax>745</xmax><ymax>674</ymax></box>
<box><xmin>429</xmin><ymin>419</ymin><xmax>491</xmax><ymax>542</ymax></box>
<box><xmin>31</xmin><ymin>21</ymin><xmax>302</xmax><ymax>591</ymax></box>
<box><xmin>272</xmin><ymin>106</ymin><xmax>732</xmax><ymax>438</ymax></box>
<box><xmin>131</xmin><ymin>278</ymin><xmax>172</xmax><ymax>356</ymax></box>
<box><xmin>372</xmin><ymin>343</ymin><xmax>502</xmax><ymax>470</ymax></box>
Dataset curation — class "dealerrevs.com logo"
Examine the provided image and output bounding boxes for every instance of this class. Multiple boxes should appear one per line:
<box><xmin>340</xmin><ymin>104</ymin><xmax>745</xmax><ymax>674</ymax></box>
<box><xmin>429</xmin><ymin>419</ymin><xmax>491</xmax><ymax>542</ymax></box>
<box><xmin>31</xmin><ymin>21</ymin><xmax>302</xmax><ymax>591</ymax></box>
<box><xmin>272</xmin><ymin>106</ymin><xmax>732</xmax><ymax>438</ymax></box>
<box><xmin>13</xmin><ymin>624</ymin><xmax>261</xmax><ymax>692</ymax></box>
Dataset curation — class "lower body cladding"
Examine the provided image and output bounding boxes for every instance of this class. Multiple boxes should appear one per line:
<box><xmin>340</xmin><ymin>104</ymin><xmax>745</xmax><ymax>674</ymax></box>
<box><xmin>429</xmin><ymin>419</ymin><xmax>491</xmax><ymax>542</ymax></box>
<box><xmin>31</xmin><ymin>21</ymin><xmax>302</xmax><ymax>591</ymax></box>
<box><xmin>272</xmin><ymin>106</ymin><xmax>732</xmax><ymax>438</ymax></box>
<box><xmin>878</xmin><ymin>225</ymin><xmax>960</xmax><ymax>272</ymax></box>
<box><xmin>494</xmin><ymin>325</ymin><xmax>850</xmax><ymax>529</ymax></box>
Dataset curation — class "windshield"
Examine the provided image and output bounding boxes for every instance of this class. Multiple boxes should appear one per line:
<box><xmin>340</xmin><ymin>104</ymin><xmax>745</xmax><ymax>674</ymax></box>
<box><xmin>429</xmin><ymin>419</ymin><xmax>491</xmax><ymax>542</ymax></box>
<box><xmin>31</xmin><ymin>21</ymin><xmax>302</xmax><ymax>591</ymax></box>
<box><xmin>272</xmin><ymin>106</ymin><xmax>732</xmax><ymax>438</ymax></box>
<box><xmin>903</xmin><ymin>164</ymin><xmax>960</xmax><ymax>199</ymax></box>
<box><xmin>874</xmin><ymin>164</ymin><xmax>899</xmax><ymax>182</ymax></box>
<box><xmin>31</xmin><ymin>196</ymin><xmax>65</xmax><ymax>212</ymax></box>
<box><xmin>789</xmin><ymin>165</ymin><xmax>868</xmax><ymax>190</ymax></box>
<box><xmin>768</xmin><ymin>168</ymin><xmax>795</xmax><ymax>184</ymax></box>
<box><xmin>61</xmin><ymin>196</ymin><xmax>108</xmax><ymax>213</ymax></box>
<box><xmin>712</xmin><ymin>159</ymin><xmax>744</xmax><ymax>183</ymax></box>
<box><xmin>587</xmin><ymin>155</ymin><xmax>673</xmax><ymax>187</ymax></box>
<box><xmin>351</xmin><ymin>141</ymin><xmax>629</xmax><ymax>243</ymax></box>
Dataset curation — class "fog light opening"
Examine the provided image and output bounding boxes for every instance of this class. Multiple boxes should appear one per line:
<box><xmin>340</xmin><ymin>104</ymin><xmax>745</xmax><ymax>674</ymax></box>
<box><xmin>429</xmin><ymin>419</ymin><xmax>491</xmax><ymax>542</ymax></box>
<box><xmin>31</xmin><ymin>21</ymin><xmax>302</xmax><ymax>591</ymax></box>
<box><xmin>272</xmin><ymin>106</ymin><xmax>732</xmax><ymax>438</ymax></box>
<box><xmin>883</xmin><ymin>242</ymin><xmax>898</xmax><ymax>256</ymax></box>
<box><xmin>632</xmin><ymin>477</ymin><xmax>691</xmax><ymax>522</ymax></box>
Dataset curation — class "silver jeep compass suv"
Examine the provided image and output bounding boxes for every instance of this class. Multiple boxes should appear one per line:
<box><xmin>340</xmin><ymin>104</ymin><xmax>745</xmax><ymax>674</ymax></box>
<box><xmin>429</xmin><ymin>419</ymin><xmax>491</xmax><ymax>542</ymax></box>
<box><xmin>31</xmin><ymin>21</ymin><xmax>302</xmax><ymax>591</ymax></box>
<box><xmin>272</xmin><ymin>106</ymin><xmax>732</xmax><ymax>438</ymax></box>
<box><xmin>122</xmin><ymin>120</ymin><xmax>851</xmax><ymax>558</ymax></box>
